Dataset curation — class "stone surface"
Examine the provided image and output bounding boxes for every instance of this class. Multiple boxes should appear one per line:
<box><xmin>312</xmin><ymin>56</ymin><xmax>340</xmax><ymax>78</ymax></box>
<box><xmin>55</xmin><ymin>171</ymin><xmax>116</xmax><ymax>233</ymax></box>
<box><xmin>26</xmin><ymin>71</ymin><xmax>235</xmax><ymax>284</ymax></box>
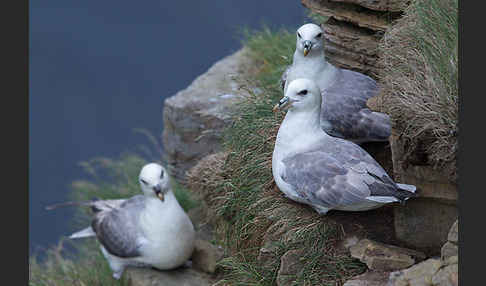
<box><xmin>389</xmin><ymin>134</ymin><xmax>458</xmax><ymax>203</ymax></box>
<box><xmin>276</xmin><ymin>249</ymin><xmax>306</xmax><ymax>286</ymax></box>
<box><xmin>162</xmin><ymin>48</ymin><xmax>254</xmax><ymax>182</ymax></box>
<box><xmin>441</xmin><ymin>220</ymin><xmax>458</xmax><ymax>261</ymax></box>
<box><xmin>388</xmin><ymin>225</ymin><xmax>459</xmax><ymax>286</ymax></box>
<box><xmin>322</xmin><ymin>18</ymin><xmax>381</xmax><ymax>79</ymax></box>
<box><xmin>191</xmin><ymin>239</ymin><xmax>224</xmax><ymax>274</ymax></box>
<box><xmin>328</xmin><ymin>0</ymin><xmax>407</xmax><ymax>12</ymax></box>
<box><xmin>302</xmin><ymin>0</ymin><xmax>407</xmax><ymax>78</ymax></box>
<box><xmin>349</xmin><ymin>239</ymin><xmax>426</xmax><ymax>271</ymax></box>
<box><xmin>393</xmin><ymin>200</ymin><xmax>457</xmax><ymax>256</ymax></box>
<box><xmin>388</xmin><ymin>258</ymin><xmax>442</xmax><ymax>286</ymax></box>
<box><xmin>388</xmin><ymin>256</ymin><xmax>458</xmax><ymax>286</ymax></box>
<box><xmin>322</xmin><ymin>18</ymin><xmax>380</xmax><ymax>57</ymax></box>
<box><xmin>302</xmin><ymin>0</ymin><xmax>402</xmax><ymax>31</ymax></box>
<box><xmin>440</xmin><ymin>242</ymin><xmax>458</xmax><ymax>261</ymax></box>
<box><xmin>447</xmin><ymin>220</ymin><xmax>458</xmax><ymax>244</ymax></box>
<box><xmin>389</xmin><ymin>132</ymin><xmax>458</xmax><ymax>255</ymax></box>
<box><xmin>431</xmin><ymin>263</ymin><xmax>458</xmax><ymax>286</ymax></box>
<box><xmin>123</xmin><ymin>266</ymin><xmax>215</xmax><ymax>286</ymax></box>
<box><xmin>343</xmin><ymin>270</ymin><xmax>390</xmax><ymax>286</ymax></box>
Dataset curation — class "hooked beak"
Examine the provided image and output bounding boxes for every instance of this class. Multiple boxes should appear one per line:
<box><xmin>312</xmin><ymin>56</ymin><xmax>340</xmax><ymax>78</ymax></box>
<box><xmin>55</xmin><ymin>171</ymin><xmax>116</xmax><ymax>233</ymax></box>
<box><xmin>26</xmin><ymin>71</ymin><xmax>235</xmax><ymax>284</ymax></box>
<box><xmin>153</xmin><ymin>184</ymin><xmax>164</xmax><ymax>201</ymax></box>
<box><xmin>273</xmin><ymin>96</ymin><xmax>290</xmax><ymax>112</ymax></box>
<box><xmin>303</xmin><ymin>40</ymin><xmax>312</xmax><ymax>57</ymax></box>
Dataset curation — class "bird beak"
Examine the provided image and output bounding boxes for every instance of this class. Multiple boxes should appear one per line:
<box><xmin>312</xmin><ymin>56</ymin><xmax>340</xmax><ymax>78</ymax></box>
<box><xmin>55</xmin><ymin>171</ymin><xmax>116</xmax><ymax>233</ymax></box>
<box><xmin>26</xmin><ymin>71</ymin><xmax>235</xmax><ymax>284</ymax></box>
<box><xmin>153</xmin><ymin>184</ymin><xmax>164</xmax><ymax>201</ymax></box>
<box><xmin>273</xmin><ymin>96</ymin><xmax>290</xmax><ymax>112</ymax></box>
<box><xmin>303</xmin><ymin>40</ymin><xmax>312</xmax><ymax>57</ymax></box>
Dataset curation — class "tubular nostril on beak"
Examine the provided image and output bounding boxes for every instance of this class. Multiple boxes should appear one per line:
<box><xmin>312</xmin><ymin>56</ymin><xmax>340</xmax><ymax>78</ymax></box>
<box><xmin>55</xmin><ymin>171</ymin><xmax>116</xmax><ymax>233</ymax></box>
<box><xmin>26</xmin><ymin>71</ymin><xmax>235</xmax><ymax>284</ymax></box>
<box><xmin>303</xmin><ymin>40</ymin><xmax>312</xmax><ymax>49</ymax></box>
<box><xmin>153</xmin><ymin>184</ymin><xmax>161</xmax><ymax>193</ymax></box>
<box><xmin>302</xmin><ymin>40</ymin><xmax>312</xmax><ymax>56</ymax></box>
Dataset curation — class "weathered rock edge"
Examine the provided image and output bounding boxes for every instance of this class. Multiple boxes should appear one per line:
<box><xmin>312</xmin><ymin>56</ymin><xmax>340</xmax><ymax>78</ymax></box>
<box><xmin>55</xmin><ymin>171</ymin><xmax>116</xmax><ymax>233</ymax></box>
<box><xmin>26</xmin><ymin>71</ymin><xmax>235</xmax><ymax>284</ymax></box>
<box><xmin>162</xmin><ymin>48</ymin><xmax>255</xmax><ymax>182</ymax></box>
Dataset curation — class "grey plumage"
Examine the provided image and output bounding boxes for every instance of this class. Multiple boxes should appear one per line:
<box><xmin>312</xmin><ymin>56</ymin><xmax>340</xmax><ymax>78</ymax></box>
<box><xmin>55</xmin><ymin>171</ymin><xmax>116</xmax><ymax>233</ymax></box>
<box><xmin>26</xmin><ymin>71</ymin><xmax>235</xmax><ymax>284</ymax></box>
<box><xmin>282</xmin><ymin>23</ymin><xmax>391</xmax><ymax>143</ymax></box>
<box><xmin>46</xmin><ymin>196</ymin><xmax>147</xmax><ymax>257</ymax></box>
<box><xmin>272</xmin><ymin>78</ymin><xmax>416</xmax><ymax>214</ymax></box>
<box><xmin>319</xmin><ymin>69</ymin><xmax>391</xmax><ymax>142</ymax></box>
<box><xmin>91</xmin><ymin>195</ymin><xmax>146</xmax><ymax>258</ymax></box>
<box><xmin>281</xmin><ymin>136</ymin><xmax>414</xmax><ymax>210</ymax></box>
<box><xmin>45</xmin><ymin>163</ymin><xmax>196</xmax><ymax>279</ymax></box>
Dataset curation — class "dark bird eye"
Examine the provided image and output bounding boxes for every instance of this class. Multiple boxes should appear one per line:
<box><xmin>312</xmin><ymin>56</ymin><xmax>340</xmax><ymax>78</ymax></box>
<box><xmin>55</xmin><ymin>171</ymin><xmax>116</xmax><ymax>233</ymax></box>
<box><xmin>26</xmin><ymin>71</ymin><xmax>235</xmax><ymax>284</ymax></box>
<box><xmin>298</xmin><ymin>89</ymin><xmax>308</xmax><ymax>96</ymax></box>
<box><xmin>297</xmin><ymin>32</ymin><xmax>302</xmax><ymax>38</ymax></box>
<box><xmin>316</xmin><ymin>32</ymin><xmax>322</xmax><ymax>38</ymax></box>
<box><xmin>160</xmin><ymin>170</ymin><xmax>164</xmax><ymax>179</ymax></box>
<box><xmin>140</xmin><ymin>179</ymin><xmax>148</xmax><ymax>185</ymax></box>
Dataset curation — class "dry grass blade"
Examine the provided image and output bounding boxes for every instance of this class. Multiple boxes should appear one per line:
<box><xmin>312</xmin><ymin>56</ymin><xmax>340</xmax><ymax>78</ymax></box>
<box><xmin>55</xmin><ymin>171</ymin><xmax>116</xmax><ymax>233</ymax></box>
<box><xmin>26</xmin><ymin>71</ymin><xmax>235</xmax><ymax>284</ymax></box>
<box><xmin>378</xmin><ymin>0</ymin><xmax>458</xmax><ymax>180</ymax></box>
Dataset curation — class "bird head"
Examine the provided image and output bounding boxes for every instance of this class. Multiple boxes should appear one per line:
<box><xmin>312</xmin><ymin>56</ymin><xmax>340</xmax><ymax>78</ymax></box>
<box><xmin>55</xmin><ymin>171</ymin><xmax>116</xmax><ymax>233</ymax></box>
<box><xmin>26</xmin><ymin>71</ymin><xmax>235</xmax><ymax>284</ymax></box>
<box><xmin>275</xmin><ymin>78</ymin><xmax>322</xmax><ymax>112</ymax></box>
<box><xmin>139</xmin><ymin>163</ymin><xmax>170</xmax><ymax>201</ymax></box>
<box><xmin>295</xmin><ymin>23</ymin><xmax>324</xmax><ymax>57</ymax></box>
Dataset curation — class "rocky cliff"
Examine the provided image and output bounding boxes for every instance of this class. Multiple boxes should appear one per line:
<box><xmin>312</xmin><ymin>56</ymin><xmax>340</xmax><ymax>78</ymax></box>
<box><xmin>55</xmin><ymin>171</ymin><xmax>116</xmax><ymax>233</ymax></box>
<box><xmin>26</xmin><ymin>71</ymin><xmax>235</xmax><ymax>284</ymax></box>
<box><xmin>159</xmin><ymin>0</ymin><xmax>458</xmax><ymax>284</ymax></box>
<box><xmin>162</xmin><ymin>49</ymin><xmax>255</xmax><ymax>183</ymax></box>
<box><xmin>301</xmin><ymin>0</ymin><xmax>407</xmax><ymax>79</ymax></box>
<box><xmin>301</xmin><ymin>0</ymin><xmax>458</xmax><ymax>256</ymax></box>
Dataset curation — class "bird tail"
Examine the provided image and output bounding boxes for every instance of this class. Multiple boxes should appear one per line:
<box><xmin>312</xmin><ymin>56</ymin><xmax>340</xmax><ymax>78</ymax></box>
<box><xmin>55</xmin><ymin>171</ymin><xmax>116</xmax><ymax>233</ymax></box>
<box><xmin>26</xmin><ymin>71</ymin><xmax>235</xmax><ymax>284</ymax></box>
<box><xmin>69</xmin><ymin>226</ymin><xmax>96</xmax><ymax>239</ymax></box>
<box><xmin>396</xmin><ymin>183</ymin><xmax>417</xmax><ymax>194</ymax></box>
<box><xmin>366</xmin><ymin>183</ymin><xmax>418</xmax><ymax>205</ymax></box>
<box><xmin>395</xmin><ymin>183</ymin><xmax>418</xmax><ymax>204</ymax></box>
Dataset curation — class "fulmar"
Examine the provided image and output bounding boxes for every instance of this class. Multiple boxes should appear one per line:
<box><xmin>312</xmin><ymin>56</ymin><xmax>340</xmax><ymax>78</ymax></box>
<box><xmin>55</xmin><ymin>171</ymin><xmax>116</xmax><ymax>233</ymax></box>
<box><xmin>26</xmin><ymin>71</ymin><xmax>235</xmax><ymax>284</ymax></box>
<box><xmin>46</xmin><ymin>163</ymin><xmax>195</xmax><ymax>279</ymax></box>
<box><xmin>273</xmin><ymin>78</ymin><xmax>416</xmax><ymax>215</ymax></box>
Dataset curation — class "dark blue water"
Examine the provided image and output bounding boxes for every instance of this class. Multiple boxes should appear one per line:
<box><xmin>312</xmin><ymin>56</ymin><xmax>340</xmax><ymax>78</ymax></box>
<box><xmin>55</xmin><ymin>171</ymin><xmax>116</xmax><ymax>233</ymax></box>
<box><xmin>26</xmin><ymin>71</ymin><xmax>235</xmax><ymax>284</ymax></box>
<box><xmin>29</xmin><ymin>0</ymin><xmax>309</xmax><ymax>255</ymax></box>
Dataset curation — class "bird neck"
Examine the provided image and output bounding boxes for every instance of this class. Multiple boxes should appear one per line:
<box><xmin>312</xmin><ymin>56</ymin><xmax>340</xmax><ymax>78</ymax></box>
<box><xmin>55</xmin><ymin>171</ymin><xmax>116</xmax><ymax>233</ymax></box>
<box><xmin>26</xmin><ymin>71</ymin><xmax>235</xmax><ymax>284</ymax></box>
<box><xmin>293</xmin><ymin>48</ymin><xmax>326</xmax><ymax>65</ymax></box>
<box><xmin>139</xmin><ymin>190</ymin><xmax>183</xmax><ymax>232</ymax></box>
<box><xmin>145</xmin><ymin>190</ymin><xmax>177</xmax><ymax>211</ymax></box>
<box><xmin>275</xmin><ymin>106</ymin><xmax>326</xmax><ymax>153</ymax></box>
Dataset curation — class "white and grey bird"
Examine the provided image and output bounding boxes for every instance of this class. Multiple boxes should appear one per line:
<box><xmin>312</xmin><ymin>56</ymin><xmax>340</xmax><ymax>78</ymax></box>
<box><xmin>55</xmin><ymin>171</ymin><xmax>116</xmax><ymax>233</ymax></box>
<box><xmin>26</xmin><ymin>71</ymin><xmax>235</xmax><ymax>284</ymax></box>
<box><xmin>46</xmin><ymin>163</ymin><xmax>196</xmax><ymax>279</ymax></box>
<box><xmin>272</xmin><ymin>78</ymin><xmax>417</xmax><ymax>215</ymax></box>
<box><xmin>281</xmin><ymin>23</ymin><xmax>391</xmax><ymax>144</ymax></box>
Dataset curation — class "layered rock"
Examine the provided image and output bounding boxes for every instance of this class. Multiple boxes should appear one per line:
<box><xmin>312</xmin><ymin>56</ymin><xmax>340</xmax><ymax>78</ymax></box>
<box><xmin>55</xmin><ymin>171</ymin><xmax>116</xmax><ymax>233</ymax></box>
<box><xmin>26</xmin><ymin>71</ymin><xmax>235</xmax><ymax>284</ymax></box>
<box><xmin>386</xmin><ymin>220</ymin><xmax>458</xmax><ymax>286</ymax></box>
<box><xmin>349</xmin><ymin>239</ymin><xmax>426</xmax><ymax>272</ymax></box>
<box><xmin>123</xmin><ymin>267</ymin><xmax>215</xmax><ymax>286</ymax></box>
<box><xmin>301</xmin><ymin>0</ymin><xmax>408</xmax><ymax>79</ymax></box>
<box><xmin>343</xmin><ymin>270</ymin><xmax>390</xmax><ymax>286</ymax></box>
<box><xmin>302</xmin><ymin>0</ymin><xmax>458</xmax><ymax>256</ymax></box>
<box><xmin>388</xmin><ymin>254</ymin><xmax>458</xmax><ymax>286</ymax></box>
<box><xmin>390</xmin><ymin>133</ymin><xmax>458</xmax><ymax>255</ymax></box>
<box><xmin>162</xmin><ymin>48</ymin><xmax>254</xmax><ymax>182</ymax></box>
<box><xmin>191</xmin><ymin>239</ymin><xmax>224</xmax><ymax>274</ymax></box>
<box><xmin>343</xmin><ymin>220</ymin><xmax>458</xmax><ymax>285</ymax></box>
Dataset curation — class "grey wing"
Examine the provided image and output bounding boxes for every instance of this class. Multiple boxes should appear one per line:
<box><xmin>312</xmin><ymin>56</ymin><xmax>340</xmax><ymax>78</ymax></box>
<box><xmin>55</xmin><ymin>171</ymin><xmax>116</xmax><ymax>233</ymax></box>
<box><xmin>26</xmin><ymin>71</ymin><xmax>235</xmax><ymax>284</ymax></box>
<box><xmin>92</xmin><ymin>196</ymin><xmax>146</xmax><ymax>258</ymax></box>
<box><xmin>326</xmin><ymin>138</ymin><xmax>410</xmax><ymax>199</ymax></box>
<box><xmin>281</xmin><ymin>141</ymin><xmax>401</xmax><ymax>208</ymax></box>
<box><xmin>90</xmin><ymin>198</ymin><xmax>127</xmax><ymax>213</ymax></box>
<box><xmin>321</xmin><ymin>69</ymin><xmax>391</xmax><ymax>141</ymax></box>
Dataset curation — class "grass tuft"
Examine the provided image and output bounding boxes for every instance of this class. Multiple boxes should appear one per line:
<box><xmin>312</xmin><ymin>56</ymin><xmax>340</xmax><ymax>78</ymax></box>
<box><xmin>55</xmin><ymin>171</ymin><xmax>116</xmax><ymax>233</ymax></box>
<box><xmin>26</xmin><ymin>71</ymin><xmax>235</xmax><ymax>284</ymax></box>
<box><xmin>379</xmin><ymin>0</ymin><xmax>458</xmax><ymax>180</ymax></box>
<box><xmin>30</xmin><ymin>239</ymin><xmax>127</xmax><ymax>286</ymax></box>
<box><xmin>188</xmin><ymin>26</ymin><xmax>367</xmax><ymax>285</ymax></box>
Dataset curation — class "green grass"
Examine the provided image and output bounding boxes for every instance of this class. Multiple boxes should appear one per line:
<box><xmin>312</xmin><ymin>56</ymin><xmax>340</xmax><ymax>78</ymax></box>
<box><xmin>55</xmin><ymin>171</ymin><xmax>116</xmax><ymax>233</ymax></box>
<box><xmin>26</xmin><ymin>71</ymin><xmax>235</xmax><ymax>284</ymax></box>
<box><xmin>379</xmin><ymin>0</ymin><xmax>458</xmax><ymax>179</ymax></box>
<box><xmin>30</xmin><ymin>239</ymin><xmax>127</xmax><ymax>286</ymax></box>
<box><xmin>192</xmin><ymin>26</ymin><xmax>367</xmax><ymax>285</ymax></box>
<box><xmin>30</xmin><ymin>152</ymin><xmax>197</xmax><ymax>285</ymax></box>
